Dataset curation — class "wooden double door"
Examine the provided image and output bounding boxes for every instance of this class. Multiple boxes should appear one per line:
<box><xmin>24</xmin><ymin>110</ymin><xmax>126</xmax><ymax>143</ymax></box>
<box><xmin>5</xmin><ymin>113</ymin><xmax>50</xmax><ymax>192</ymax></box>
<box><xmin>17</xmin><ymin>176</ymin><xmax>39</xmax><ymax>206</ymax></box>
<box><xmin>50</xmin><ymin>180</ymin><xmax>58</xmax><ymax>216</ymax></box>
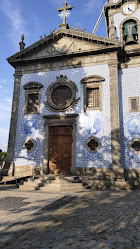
<box><xmin>49</xmin><ymin>126</ymin><xmax>72</xmax><ymax>175</ymax></box>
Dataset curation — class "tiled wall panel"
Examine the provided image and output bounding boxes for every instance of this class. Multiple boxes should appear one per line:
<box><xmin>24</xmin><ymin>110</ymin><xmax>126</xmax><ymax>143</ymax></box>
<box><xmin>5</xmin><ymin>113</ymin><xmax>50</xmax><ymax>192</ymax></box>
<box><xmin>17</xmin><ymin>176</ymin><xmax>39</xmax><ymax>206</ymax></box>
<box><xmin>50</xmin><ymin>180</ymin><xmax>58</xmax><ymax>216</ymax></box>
<box><xmin>14</xmin><ymin>64</ymin><xmax>112</xmax><ymax>168</ymax></box>
<box><xmin>119</xmin><ymin>67</ymin><xmax>140</xmax><ymax>169</ymax></box>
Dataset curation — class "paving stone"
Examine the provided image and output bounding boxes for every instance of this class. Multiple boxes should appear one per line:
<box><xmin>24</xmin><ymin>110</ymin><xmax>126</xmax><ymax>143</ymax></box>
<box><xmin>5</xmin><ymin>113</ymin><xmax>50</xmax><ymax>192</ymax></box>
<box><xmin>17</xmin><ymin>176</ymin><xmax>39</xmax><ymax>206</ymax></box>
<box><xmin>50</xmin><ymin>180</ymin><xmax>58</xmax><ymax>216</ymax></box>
<box><xmin>0</xmin><ymin>189</ymin><xmax>140</xmax><ymax>249</ymax></box>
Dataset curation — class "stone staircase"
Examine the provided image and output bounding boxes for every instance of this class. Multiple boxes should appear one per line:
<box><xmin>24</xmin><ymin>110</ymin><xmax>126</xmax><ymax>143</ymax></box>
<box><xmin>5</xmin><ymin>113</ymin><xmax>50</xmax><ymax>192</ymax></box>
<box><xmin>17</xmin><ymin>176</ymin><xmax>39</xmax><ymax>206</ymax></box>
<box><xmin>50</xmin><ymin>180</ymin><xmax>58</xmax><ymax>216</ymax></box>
<box><xmin>79</xmin><ymin>167</ymin><xmax>135</xmax><ymax>190</ymax></box>
<box><xmin>19</xmin><ymin>175</ymin><xmax>89</xmax><ymax>192</ymax></box>
<box><xmin>18</xmin><ymin>169</ymin><xmax>136</xmax><ymax>192</ymax></box>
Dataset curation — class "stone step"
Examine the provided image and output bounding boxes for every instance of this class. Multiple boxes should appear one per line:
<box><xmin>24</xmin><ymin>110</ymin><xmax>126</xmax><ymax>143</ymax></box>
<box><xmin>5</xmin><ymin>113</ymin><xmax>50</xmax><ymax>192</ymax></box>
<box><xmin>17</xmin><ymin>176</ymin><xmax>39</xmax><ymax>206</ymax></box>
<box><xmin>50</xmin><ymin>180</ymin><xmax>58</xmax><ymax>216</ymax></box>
<box><xmin>88</xmin><ymin>180</ymin><xmax>132</xmax><ymax>190</ymax></box>
<box><xmin>1</xmin><ymin>176</ymin><xmax>15</xmax><ymax>181</ymax></box>
<box><xmin>113</xmin><ymin>181</ymin><xmax>132</xmax><ymax>190</ymax></box>
<box><xmin>19</xmin><ymin>185</ymin><xmax>36</xmax><ymax>191</ymax></box>
<box><xmin>39</xmin><ymin>186</ymin><xmax>61</xmax><ymax>192</ymax></box>
<box><xmin>31</xmin><ymin>175</ymin><xmax>58</xmax><ymax>181</ymax></box>
<box><xmin>27</xmin><ymin>178</ymin><xmax>47</xmax><ymax>184</ymax></box>
<box><xmin>39</xmin><ymin>185</ymin><xmax>86</xmax><ymax>192</ymax></box>
<box><xmin>23</xmin><ymin>181</ymin><xmax>43</xmax><ymax>187</ymax></box>
<box><xmin>85</xmin><ymin>177</ymin><xmax>127</xmax><ymax>182</ymax></box>
<box><xmin>42</xmin><ymin>183</ymin><xmax>84</xmax><ymax>189</ymax></box>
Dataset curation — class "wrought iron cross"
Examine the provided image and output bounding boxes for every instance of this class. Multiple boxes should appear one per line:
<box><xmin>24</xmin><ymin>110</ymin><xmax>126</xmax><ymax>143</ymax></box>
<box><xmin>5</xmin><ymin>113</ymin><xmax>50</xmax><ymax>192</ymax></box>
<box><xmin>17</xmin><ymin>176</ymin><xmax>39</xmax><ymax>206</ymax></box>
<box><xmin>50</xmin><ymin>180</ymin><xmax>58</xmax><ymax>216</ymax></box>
<box><xmin>57</xmin><ymin>1</ymin><xmax>73</xmax><ymax>24</ymax></box>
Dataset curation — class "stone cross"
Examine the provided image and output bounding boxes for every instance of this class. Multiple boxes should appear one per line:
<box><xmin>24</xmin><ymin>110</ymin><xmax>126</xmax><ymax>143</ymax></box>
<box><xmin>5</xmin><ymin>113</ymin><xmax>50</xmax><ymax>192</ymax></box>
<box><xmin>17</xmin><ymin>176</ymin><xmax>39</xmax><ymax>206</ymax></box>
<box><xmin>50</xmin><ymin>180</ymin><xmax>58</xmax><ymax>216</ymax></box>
<box><xmin>57</xmin><ymin>1</ymin><xmax>73</xmax><ymax>24</ymax></box>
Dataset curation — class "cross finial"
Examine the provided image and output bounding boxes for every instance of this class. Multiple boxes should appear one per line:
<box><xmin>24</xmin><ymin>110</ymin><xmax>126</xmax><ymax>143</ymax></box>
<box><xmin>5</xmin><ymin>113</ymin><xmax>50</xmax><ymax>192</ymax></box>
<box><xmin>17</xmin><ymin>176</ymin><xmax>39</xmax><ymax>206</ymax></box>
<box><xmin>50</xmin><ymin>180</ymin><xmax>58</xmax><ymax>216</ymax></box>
<box><xmin>57</xmin><ymin>1</ymin><xmax>73</xmax><ymax>28</ymax></box>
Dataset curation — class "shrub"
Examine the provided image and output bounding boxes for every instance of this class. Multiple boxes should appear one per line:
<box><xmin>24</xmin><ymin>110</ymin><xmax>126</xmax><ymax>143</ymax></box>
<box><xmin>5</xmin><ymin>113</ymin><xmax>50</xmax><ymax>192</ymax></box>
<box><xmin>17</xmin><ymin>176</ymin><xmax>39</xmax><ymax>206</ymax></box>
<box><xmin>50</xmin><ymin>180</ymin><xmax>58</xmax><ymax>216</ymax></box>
<box><xmin>0</xmin><ymin>150</ymin><xmax>7</xmax><ymax>160</ymax></box>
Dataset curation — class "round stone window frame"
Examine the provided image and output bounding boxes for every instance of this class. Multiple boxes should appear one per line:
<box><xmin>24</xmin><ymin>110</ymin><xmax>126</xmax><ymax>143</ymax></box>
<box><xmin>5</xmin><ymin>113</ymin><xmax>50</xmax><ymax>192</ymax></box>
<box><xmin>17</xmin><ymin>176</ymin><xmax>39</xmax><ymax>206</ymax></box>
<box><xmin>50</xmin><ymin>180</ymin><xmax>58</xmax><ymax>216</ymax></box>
<box><xmin>23</xmin><ymin>138</ymin><xmax>36</xmax><ymax>153</ymax></box>
<box><xmin>45</xmin><ymin>75</ymin><xmax>78</xmax><ymax>111</ymax></box>
<box><xmin>85</xmin><ymin>136</ymin><xmax>101</xmax><ymax>154</ymax></box>
<box><xmin>128</xmin><ymin>137</ymin><xmax>140</xmax><ymax>155</ymax></box>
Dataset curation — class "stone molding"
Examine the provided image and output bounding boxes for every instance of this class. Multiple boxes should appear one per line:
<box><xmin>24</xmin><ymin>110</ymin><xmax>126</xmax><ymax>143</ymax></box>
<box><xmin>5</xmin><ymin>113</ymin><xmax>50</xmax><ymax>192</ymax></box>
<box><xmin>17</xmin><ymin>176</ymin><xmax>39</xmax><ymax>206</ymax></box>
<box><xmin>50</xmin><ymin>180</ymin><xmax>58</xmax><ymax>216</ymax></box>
<box><xmin>44</xmin><ymin>74</ymin><xmax>79</xmax><ymax>112</ymax></box>
<box><xmin>81</xmin><ymin>75</ymin><xmax>105</xmax><ymax>84</ymax></box>
<box><xmin>43</xmin><ymin>114</ymin><xmax>78</xmax><ymax>175</ymax></box>
<box><xmin>23</xmin><ymin>82</ymin><xmax>43</xmax><ymax>115</ymax></box>
<box><xmin>119</xmin><ymin>16</ymin><xmax>140</xmax><ymax>45</ymax></box>
<box><xmin>85</xmin><ymin>136</ymin><xmax>102</xmax><ymax>154</ymax></box>
<box><xmin>81</xmin><ymin>75</ymin><xmax>104</xmax><ymax>112</ymax></box>
<box><xmin>5</xmin><ymin>73</ymin><xmax>22</xmax><ymax>171</ymax></box>
<box><xmin>108</xmin><ymin>53</ymin><xmax>123</xmax><ymax>167</ymax></box>
<box><xmin>7</xmin><ymin>29</ymin><xmax>122</xmax><ymax>66</ymax></box>
<box><xmin>23</xmin><ymin>138</ymin><xmax>37</xmax><ymax>153</ymax></box>
<box><xmin>128</xmin><ymin>138</ymin><xmax>140</xmax><ymax>155</ymax></box>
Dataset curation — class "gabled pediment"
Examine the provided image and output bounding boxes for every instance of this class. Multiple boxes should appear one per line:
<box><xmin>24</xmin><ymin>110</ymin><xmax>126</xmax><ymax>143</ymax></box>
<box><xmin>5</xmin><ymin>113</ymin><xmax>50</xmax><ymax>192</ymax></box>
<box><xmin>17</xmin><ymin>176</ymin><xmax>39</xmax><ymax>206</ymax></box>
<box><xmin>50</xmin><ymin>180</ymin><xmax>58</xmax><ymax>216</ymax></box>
<box><xmin>7</xmin><ymin>29</ymin><xmax>122</xmax><ymax>65</ymax></box>
<box><xmin>18</xmin><ymin>36</ymin><xmax>118</xmax><ymax>61</ymax></box>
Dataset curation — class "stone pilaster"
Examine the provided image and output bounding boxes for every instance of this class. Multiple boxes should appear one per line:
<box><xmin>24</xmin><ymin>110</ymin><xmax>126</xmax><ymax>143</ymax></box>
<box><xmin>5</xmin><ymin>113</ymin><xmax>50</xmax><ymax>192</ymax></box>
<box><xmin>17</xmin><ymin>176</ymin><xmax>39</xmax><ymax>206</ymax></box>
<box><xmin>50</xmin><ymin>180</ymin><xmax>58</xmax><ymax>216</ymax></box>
<box><xmin>4</xmin><ymin>72</ymin><xmax>22</xmax><ymax>174</ymax></box>
<box><xmin>109</xmin><ymin>53</ymin><xmax>122</xmax><ymax>168</ymax></box>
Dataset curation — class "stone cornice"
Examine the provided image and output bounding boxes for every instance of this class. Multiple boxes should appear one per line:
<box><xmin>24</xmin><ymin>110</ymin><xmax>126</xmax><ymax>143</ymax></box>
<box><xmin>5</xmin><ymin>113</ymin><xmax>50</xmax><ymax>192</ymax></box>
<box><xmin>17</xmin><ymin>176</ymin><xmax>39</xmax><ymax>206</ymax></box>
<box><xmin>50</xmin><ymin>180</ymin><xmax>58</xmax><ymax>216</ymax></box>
<box><xmin>7</xmin><ymin>29</ymin><xmax>122</xmax><ymax>64</ymax></box>
<box><xmin>13</xmin><ymin>72</ymin><xmax>22</xmax><ymax>77</ymax></box>
<box><xmin>8</xmin><ymin>46</ymin><xmax>122</xmax><ymax>66</ymax></box>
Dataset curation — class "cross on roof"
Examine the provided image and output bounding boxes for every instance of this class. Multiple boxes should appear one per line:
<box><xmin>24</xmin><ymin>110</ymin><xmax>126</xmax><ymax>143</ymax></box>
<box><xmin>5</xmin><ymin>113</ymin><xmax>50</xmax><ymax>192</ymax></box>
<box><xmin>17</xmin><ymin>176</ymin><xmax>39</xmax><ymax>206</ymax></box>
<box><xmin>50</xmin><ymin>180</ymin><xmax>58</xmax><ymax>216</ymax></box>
<box><xmin>57</xmin><ymin>1</ymin><xmax>73</xmax><ymax>24</ymax></box>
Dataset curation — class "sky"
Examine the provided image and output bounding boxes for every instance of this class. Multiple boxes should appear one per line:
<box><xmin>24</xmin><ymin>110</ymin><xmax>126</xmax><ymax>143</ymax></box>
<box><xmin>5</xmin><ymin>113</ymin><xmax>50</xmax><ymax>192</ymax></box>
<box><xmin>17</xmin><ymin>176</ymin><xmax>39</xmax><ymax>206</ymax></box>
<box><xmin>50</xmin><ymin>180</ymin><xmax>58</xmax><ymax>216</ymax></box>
<box><xmin>0</xmin><ymin>0</ymin><xmax>107</xmax><ymax>152</ymax></box>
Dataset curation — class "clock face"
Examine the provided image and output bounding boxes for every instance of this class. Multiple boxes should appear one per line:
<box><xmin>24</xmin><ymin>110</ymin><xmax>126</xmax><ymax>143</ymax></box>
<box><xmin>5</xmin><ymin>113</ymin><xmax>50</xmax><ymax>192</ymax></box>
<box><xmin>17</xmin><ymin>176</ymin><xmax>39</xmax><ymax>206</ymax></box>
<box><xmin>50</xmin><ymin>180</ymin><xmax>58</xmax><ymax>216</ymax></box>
<box><xmin>123</xmin><ymin>4</ymin><xmax>135</xmax><ymax>14</ymax></box>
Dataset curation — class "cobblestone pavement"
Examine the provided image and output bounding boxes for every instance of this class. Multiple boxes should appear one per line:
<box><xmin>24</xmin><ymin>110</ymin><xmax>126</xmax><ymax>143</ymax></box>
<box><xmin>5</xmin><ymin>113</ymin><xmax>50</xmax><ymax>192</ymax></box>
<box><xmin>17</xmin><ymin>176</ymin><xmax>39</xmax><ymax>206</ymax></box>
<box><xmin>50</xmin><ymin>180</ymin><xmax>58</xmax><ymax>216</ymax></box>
<box><xmin>0</xmin><ymin>186</ymin><xmax>140</xmax><ymax>249</ymax></box>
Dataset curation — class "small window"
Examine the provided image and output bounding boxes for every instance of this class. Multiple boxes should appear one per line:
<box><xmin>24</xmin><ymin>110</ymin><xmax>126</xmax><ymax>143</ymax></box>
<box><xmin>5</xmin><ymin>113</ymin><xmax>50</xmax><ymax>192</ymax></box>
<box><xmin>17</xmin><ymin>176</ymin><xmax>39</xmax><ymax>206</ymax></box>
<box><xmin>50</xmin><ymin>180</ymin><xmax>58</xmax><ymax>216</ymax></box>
<box><xmin>27</xmin><ymin>93</ymin><xmax>39</xmax><ymax>113</ymax></box>
<box><xmin>23</xmin><ymin>138</ymin><xmax>36</xmax><ymax>153</ymax></box>
<box><xmin>87</xmin><ymin>139</ymin><xmax>99</xmax><ymax>151</ymax></box>
<box><xmin>131</xmin><ymin>141</ymin><xmax>140</xmax><ymax>152</ymax></box>
<box><xmin>129</xmin><ymin>97</ymin><xmax>139</xmax><ymax>112</ymax></box>
<box><xmin>86</xmin><ymin>88</ymin><xmax>100</xmax><ymax>109</ymax></box>
<box><xmin>81</xmin><ymin>75</ymin><xmax>104</xmax><ymax>111</ymax></box>
<box><xmin>128</xmin><ymin>138</ymin><xmax>140</xmax><ymax>155</ymax></box>
<box><xmin>25</xmin><ymin>140</ymin><xmax>34</xmax><ymax>151</ymax></box>
<box><xmin>23</xmin><ymin>82</ymin><xmax>43</xmax><ymax>115</ymax></box>
<box><xmin>85</xmin><ymin>136</ymin><xmax>101</xmax><ymax>153</ymax></box>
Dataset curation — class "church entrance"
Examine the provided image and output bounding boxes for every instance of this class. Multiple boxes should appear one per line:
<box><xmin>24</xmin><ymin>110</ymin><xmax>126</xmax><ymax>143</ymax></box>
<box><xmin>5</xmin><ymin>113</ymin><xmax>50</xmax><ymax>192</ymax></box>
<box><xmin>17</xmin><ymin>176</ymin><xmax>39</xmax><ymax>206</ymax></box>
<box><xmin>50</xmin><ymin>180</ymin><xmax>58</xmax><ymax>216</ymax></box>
<box><xmin>49</xmin><ymin>126</ymin><xmax>72</xmax><ymax>175</ymax></box>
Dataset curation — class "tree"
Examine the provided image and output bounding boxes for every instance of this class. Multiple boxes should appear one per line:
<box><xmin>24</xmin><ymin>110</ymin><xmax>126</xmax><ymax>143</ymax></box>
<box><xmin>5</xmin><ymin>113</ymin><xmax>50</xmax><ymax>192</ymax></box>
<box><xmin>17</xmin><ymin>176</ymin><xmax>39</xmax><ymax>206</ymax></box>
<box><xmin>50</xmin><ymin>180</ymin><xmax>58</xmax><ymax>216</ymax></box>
<box><xmin>0</xmin><ymin>149</ymin><xmax>7</xmax><ymax>160</ymax></box>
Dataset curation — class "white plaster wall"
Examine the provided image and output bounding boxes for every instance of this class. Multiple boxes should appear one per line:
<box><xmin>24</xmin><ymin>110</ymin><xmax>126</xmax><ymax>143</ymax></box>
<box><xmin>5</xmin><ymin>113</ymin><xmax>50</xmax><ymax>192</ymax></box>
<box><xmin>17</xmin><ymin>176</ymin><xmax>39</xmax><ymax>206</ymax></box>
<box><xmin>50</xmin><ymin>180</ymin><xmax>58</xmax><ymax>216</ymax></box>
<box><xmin>14</xmin><ymin>64</ymin><xmax>112</xmax><ymax>168</ymax></box>
<box><xmin>119</xmin><ymin>67</ymin><xmax>140</xmax><ymax>169</ymax></box>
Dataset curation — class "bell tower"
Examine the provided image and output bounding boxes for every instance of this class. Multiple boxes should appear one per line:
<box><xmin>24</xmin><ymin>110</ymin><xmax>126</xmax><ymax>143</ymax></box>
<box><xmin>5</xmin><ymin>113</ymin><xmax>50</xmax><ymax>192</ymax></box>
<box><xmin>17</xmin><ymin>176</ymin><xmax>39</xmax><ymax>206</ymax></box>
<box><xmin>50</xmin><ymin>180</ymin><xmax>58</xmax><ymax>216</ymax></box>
<box><xmin>104</xmin><ymin>0</ymin><xmax>140</xmax><ymax>46</ymax></box>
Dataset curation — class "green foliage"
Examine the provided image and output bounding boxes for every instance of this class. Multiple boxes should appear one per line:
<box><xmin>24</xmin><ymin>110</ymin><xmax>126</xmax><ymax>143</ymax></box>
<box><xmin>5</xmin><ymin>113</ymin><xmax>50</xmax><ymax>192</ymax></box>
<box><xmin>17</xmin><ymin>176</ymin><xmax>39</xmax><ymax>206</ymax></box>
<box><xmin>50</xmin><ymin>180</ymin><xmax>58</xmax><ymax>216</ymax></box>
<box><xmin>0</xmin><ymin>149</ymin><xmax>7</xmax><ymax>160</ymax></box>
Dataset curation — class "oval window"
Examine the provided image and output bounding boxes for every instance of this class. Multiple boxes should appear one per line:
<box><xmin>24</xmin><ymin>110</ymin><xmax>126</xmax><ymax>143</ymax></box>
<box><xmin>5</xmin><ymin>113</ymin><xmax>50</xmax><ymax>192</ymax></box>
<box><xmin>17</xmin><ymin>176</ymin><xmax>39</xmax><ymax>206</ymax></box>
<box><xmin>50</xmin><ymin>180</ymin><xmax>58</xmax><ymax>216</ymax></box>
<box><xmin>45</xmin><ymin>75</ymin><xmax>78</xmax><ymax>112</ymax></box>
<box><xmin>52</xmin><ymin>85</ymin><xmax>72</xmax><ymax>107</ymax></box>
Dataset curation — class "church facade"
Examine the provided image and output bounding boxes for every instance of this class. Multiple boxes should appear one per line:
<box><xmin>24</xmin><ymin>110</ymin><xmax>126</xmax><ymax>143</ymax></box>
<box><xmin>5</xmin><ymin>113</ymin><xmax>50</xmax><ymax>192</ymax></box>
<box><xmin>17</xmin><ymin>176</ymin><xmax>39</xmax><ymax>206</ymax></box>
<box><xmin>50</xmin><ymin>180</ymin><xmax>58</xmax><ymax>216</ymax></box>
<box><xmin>5</xmin><ymin>0</ymin><xmax>140</xmax><ymax>181</ymax></box>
